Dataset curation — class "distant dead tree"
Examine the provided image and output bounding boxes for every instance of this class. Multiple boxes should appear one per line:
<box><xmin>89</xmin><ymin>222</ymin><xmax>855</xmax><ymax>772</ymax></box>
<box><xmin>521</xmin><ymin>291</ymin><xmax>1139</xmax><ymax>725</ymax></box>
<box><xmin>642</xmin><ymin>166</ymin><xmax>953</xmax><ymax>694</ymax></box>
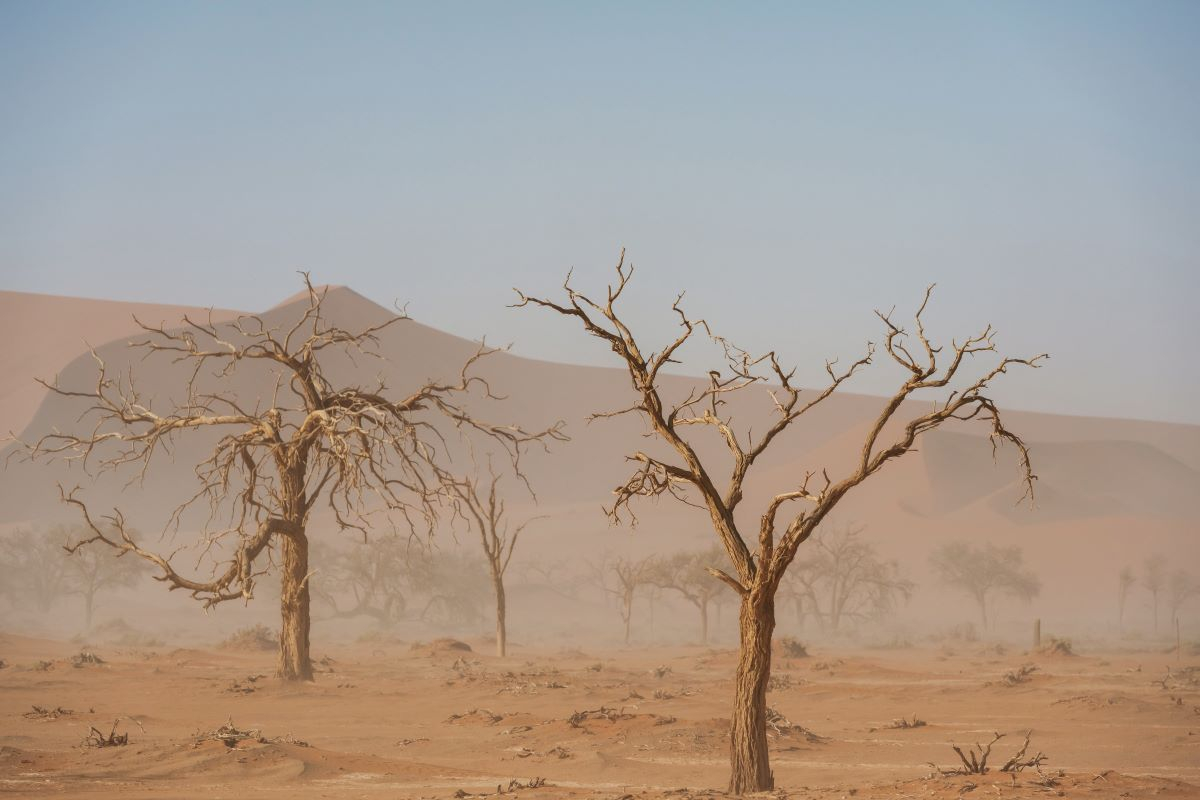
<box><xmin>515</xmin><ymin>254</ymin><xmax>1045</xmax><ymax>793</ymax></box>
<box><xmin>648</xmin><ymin>545</ymin><xmax>732</xmax><ymax>644</ymax></box>
<box><xmin>779</xmin><ymin>523</ymin><xmax>913</xmax><ymax>635</ymax></box>
<box><xmin>1117</xmin><ymin>566</ymin><xmax>1136</xmax><ymax>631</ymax></box>
<box><xmin>408</xmin><ymin>548</ymin><xmax>492</xmax><ymax>628</ymax></box>
<box><xmin>312</xmin><ymin>535</ymin><xmax>411</xmax><ymax>625</ymax></box>
<box><xmin>590</xmin><ymin>554</ymin><xmax>655</xmax><ymax>645</ymax></box>
<box><xmin>0</xmin><ymin>525</ymin><xmax>146</xmax><ymax>627</ymax></box>
<box><xmin>21</xmin><ymin>276</ymin><xmax>561</xmax><ymax>680</ymax></box>
<box><xmin>1167</xmin><ymin>569</ymin><xmax>1198</xmax><ymax>625</ymax></box>
<box><xmin>57</xmin><ymin>527</ymin><xmax>149</xmax><ymax>629</ymax></box>
<box><xmin>446</xmin><ymin>461</ymin><xmax>545</xmax><ymax>657</ymax></box>
<box><xmin>1143</xmin><ymin>555</ymin><xmax>1167</xmax><ymax>633</ymax></box>
<box><xmin>929</xmin><ymin>541</ymin><xmax>1040</xmax><ymax>630</ymax></box>
<box><xmin>0</xmin><ymin>527</ymin><xmax>69</xmax><ymax>613</ymax></box>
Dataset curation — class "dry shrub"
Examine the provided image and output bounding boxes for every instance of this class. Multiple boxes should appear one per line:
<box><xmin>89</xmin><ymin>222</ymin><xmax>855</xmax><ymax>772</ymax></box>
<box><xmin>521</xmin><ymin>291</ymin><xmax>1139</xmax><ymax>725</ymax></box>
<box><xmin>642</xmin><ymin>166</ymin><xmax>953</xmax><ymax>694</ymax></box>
<box><xmin>1037</xmin><ymin>636</ymin><xmax>1075</xmax><ymax>657</ymax></box>
<box><xmin>778</xmin><ymin>637</ymin><xmax>809</xmax><ymax>658</ymax></box>
<box><xmin>220</xmin><ymin>625</ymin><xmax>279</xmax><ymax>651</ymax></box>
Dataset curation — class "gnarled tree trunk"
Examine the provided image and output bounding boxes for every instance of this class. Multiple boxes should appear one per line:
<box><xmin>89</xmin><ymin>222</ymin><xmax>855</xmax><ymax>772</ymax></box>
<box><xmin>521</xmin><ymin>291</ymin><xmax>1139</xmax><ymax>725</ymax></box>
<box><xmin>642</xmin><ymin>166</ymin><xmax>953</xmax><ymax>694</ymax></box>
<box><xmin>492</xmin><ymin>569</ymin><xmax>508</xmax><ymax>657</ymax></box>
<box><xmin>279</xmin><ymin>529</ymin><xmax>314</xmax><ymax>681</ymax></box>
<box><xmin>729</xmin><ymin>588</ymin><xmax>775</xmax><ymax>794</ymax></box>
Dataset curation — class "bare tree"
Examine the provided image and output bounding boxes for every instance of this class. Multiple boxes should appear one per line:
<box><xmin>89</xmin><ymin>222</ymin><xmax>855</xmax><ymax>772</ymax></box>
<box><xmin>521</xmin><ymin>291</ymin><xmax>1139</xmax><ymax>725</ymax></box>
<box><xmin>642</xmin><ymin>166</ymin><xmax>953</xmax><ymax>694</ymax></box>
<box><xmin>648</xmin><ymin>545</ymin><xmax>732</xmax><ymax>644</ymax></box>
<box><xmin>57</xmin><ymin>527</ymin><xmax>149</xmax><ymax>629</ymax></box>
<box><xmin>779</xmin><ymin>523</ymin><xmax>913</xmax><ymax>635</ymax></box>
<box><xmin>590</xmin><ymin>554</ymin><xmax>655</xmax><ymax>645</ymax></box>
<box><xmin>1167</xmin><ymin>569</ymin><xmax>1198</xmax><ymax>625</ymax></box>
<box><xmin>311</xmin><ymin>535</ymin><xmax>411</xmax><ymax>625</ymax></box>
<box><xmin>515</xmin><ymin>254</ymin><xmax>1044</xmax><ymax>793</ymax></box>
<box><xmin>21</xmin><ymin>277</ymin><xmax>561</xmax><ymax>680</ymax></box>
<box><xmin>1117</xmin><ymin>566</ymin><xmax>1136</xmax><ymax>631</ymax></box>
<box><xmin>0</xmin><ymin>527</ymin><xmax>69</xmax><ymax>614</ymax></box>
<box><xmin>446</xmin><ymin>462</ymin><xmax>545</xmax><ymax>657</ymax></box>
<box><xmin>1144</xmin><ymin>555</ymin><xmax>1167</xmax><ymax>633</ymax></box>
<box><xmin>929</xmin><ymin>541</ymin><xmax>1040</xmax><ymax>630</ymax></box>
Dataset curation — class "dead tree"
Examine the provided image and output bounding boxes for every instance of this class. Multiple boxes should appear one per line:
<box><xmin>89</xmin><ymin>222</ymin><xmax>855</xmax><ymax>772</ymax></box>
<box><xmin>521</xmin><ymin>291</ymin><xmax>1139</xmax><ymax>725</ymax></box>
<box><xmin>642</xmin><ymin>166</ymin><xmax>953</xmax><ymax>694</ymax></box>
<box><xmin>929</xmin><ymin>541</ymin><xmax>1040</xmax><ymax>631</ymax></box>
<box><xmin>311</xmin><ymin>536</ymin><xmax>411</xmax><ymax>625</ymax></box>
<box><xmin>446</xmin><ymin>461</ymin><xmax>545</xmax><ymax>657</ymax></box>
<box><xmin>515</xmin><ymin>253</ymin><xmax>1044</xmax><ymax>793</ymax></box>
<box><xmin>647</xmin><ymin>546</ymin><xmax>730</xmax><ymax>644</ymax></box>
<box><xmin>0</xmin><ymin>528</ymin><xmax>69</xmax><ymax>614</ymax></box>
<box><xmin>590</xmin><ymin>554</ymin><xmax>655</xmax><ymax>645</ymax></box>
<box><xmin>778</xmin><ymin>522</ymin><xmax>913</xmax><ymax>635</ymax></box>
<box><xmin>21</xmin><ymin>276</ymin><xmax>561</xmax><ymax>681</ymax></box>
<box><xmin>1167</xmin><ymin>569</ymin><xmax>1198</xmax><ymax>625</ymax></box>
<box><xmin>1144</xmin><ymin>555</ymin><xmax>1167</xmax><ymax>633</ymax></box>
<box><xmin>58</xmin><ymin>526</ymin><xmax>149</xmax><ymax>629</ymax></box>
<box><xmin>1117</xmin><ymin>566</ymin><xmax>1136</xmax><ymax>631</ymax></box>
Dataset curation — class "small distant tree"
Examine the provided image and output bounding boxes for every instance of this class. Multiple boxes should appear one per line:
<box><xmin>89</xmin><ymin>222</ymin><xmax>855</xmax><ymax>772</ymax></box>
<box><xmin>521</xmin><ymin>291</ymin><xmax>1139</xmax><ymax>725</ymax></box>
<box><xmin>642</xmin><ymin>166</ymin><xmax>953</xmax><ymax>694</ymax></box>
<box><xmin>1167</xmin><ymin>569</ymin><xmax>1198</xmax><ymax>625</ymax></box>
<box><xmin>57</xmin><ymin>526</ymin><xmax>148</xmax><ymax>628</ymax></box>
<box><xmin>930</xmin><ymin>541</ymin><xmax>1040</xmax><ymax>630</ymax></box>
<box><xmin>779</xmin><ymin>523</ymin><xmax>914</xmax><ymax>634</ymax></box>
<box><xmin>1143</xmin><ymin>555</ymin><xmax>1167</xmax><ymax>633</ymax></box>
<box><xmin>648</xmin><ymin>545</ymin><xmax>731</xmax><ymax>644</ymax></box>
<box><xmin>446</xmin><ymin>463</ymin><xmax>545</xmax><ymax>657</ymax></box>
<box><xmin>0</xmin><ymin>527</ymin><xmax>68</xmax><ymax>613</ymax></box>
<box><xmin>591</xmin><ymin>554</ymin><xmax>655</xmax><ymax>644</ymax></box>
<box><xmin>1117</xmin><ymin>566</ymin><xmax>1136</xmax><ymax>631</ymax></box>
<box><xmin>312</xmin><ymin>536</ymin><xmax>411</xmax><ymax>625</ymax></box>
<box><xmin>410</xmin><ymin>549</ymin><xmax>492</xmax><ymax>628</ymax></box>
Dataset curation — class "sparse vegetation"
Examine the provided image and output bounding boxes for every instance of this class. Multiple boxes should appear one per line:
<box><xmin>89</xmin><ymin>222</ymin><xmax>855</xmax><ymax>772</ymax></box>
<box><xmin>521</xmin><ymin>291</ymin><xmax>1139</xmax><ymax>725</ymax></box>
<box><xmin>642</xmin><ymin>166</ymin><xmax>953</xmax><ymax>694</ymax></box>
<box><xmin>930</xmin><ymin>541</ymin><xmax>1040</xmax><ymax>631</ymax></box>
<box><xmin>220</xmin><ymin>625</ymin><xmax>279</xmax><ymax>652</ymax></box>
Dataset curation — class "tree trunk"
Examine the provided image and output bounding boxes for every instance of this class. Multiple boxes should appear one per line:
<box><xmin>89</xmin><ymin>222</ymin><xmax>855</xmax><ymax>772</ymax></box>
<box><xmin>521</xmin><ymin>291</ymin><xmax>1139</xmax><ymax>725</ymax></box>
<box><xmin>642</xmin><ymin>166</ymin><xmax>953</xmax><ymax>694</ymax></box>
<box><xmin>977</xmin><ymin>592</ymin><xmax>989</xmax><ymax>632</ymax></box>
<box><xmin>699</xmin><ymin>600</ymin><xmax>709</xmax><ymax>645</ymax></box>
<box><xmin>84</xmin><ymin>591</ymin><xmax>95</xmax><ymax>629</ymax></box>
<box><xmin>493</xmin><ymin>569</ymin><xmax>507</xmax><ymax>658</ymax></box>
<box><xmin>728</xmin><ymin>588</ymin><xmax>775</xmax><ymax>794</ymax></box>
<box><xmin>279</xmin><ymin>529</ymin><xmax>314</xmax><ymax>681</ymax></box>
<box><xmin>623</xmin><ymin>590</ymin><xmax>633</xmax><ymax>645</ymax></box>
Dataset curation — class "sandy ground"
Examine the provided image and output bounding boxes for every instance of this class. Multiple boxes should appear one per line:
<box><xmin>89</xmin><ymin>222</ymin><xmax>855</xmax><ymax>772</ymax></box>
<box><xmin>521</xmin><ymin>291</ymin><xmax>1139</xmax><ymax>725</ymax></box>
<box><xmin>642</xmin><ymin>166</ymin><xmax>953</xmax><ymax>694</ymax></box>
<box><xmin>1</xmin><ymin>633</ymin><xmax>1198</xmax><ymax>799</ymax></box>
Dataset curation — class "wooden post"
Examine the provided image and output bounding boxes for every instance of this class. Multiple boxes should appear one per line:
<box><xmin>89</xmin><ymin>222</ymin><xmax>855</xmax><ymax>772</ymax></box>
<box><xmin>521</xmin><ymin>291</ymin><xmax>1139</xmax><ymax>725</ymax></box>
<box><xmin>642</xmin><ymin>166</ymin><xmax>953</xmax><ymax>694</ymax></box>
<box><xmin>1033</xmin><ymin>618</ymin><xmax>1041</xmax><ymax>651</ymax></box>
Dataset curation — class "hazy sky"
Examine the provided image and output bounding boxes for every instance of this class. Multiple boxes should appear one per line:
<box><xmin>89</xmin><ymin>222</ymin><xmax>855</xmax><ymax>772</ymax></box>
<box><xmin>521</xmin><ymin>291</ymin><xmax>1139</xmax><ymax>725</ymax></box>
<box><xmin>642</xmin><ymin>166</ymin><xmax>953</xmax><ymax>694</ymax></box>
<box><xmin>2</xmin><ymin>2</ymin><xmax>1197</xmax><ymax>424</ymax></box>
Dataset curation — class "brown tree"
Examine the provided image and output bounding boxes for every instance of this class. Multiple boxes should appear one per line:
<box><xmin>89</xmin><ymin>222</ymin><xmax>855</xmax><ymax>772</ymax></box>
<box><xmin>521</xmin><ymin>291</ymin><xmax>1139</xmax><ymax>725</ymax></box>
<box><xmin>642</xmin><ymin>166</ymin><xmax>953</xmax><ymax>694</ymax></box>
<box><xmin>590</xmin><ymin>554</ymin><xmax>655</xmax><ymax>645</ymax></box>
<box><xmin>779</xmin><ymin>523</ymin><xmax>913</xmax><ymax>635</ymax></box>
<box><xmin>22</xmin><ymin>278</ymin><xmax>560</xmax><ymax>681</ymax></box>
<box><xmin>1117</xmin><ymin>566</ymin><xmax>1136</xmax><ymax>631</ymax></box>
<box><xmin>311</xmin><ymin>535</ymin><xmax>411</xmax><ymax>625</ymax></box>
<box><xmin>1144</xmin><ymin>555</ymin><xmax>1167</xmax><ymax>633</ymax></box>
<box><xmin>648</xmin><ymin>546</ymin><xmax>731</xmax><ymax>644</ymax></box>
<box><xmin>515</xmin><ymin>254</ymin><xmax>1045</xmax><ymax>793</ymax></box>
<box><xmin>929</xmin><ymin>541</ymin><xmax>1040</xmax><ymax>630</ymax></box>
<box><xmin>446</xmin><ymin>462</ymin><xmax>545</xmax><ymax>657</ymax></box>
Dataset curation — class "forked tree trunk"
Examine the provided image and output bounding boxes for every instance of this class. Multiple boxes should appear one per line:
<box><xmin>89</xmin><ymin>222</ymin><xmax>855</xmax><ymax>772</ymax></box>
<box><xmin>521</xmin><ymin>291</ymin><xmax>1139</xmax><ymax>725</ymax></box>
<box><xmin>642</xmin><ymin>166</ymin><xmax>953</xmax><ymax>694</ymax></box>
<box><xmin>279</xmin><ymin>529</ymin><xmax>314</xmax><ymax>681</ymax></box>
<box><xmin>492</xmin><ymin>569</ymin><xmax>508</xmax><ymax>657</ymax></box>
<box><xmin>729</xmin><ymin>588</ymin><xmax>776</xmax><ymax>794</ymax></box>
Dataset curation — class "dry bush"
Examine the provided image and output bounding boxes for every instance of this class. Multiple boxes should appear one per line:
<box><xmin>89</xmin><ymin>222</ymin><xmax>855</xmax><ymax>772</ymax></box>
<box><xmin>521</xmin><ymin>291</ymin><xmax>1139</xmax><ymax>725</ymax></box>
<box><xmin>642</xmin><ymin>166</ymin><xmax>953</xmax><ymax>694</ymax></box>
<box><xmin>778</xmin><ymin>637</ymin><xmax>809</xmax><ymax>658</ymax></box>
<box><xmin>1037</xmin><ymin>636</ymin><xmax>1075</xmax><ymax>657</ymax></box>
<box><xmin>220</xmin><ymin>625</ymin><xmax>279</xmax><ymax>652</ymax></box>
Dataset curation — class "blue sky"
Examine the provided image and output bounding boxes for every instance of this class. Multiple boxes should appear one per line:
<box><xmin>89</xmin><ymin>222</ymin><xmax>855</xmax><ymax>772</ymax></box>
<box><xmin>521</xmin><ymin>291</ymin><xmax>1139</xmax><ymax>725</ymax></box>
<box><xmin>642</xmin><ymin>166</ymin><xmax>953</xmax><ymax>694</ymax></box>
<box><xmin>1</xmin><ymin>2</ymin><xmax>1197</xmax><ymax>423</ymax></box>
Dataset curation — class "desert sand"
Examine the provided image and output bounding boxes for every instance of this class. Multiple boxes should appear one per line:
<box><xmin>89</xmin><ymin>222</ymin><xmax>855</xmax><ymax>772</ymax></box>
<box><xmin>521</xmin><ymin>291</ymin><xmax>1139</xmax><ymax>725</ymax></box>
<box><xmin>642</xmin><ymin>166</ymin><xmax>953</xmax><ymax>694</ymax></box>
<box><xmin>1</xmin><ymin>632</ymin><xmax>1198</xmax><ymax>799</ymax></box>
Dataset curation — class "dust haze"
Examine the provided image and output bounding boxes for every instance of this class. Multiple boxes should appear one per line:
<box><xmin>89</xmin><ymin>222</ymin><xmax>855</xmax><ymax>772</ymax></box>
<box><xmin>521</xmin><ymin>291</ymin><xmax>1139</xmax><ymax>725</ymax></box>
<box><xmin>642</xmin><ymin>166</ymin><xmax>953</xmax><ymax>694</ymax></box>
<box><xmin>0</xmin><ymin>272</ymin><xmax>1196</xmax><ymax>799</ymax></box>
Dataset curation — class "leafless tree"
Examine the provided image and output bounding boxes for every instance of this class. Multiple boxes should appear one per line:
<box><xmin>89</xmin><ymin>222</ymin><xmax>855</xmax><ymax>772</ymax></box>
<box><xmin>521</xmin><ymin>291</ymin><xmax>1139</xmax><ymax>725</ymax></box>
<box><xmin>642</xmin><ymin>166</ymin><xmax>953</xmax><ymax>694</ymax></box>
<box><xmin>1167</xmin><ymin>569</ymin><xmax>1198</xmax><ymax>625</ymax></box>
<box><xmin>590</xmin><ymin>554</ymin><xmax>655</xmax><ymax>645</ymax></box>
<box><xmin>20</xmin><ymin>276</ymin><xmax>562</xmax><ymax>680</ymax></box>
<box><xmin>1144</xmin><ymin>555</ymin><xmax>1167</xmax><ymax>633</ymax></box>
<box><xmin>0</xmin><ymin>527</ymin><xmax>69</xmax><ymax>614</ymax></box>
<box><xmin>647</xmin><ymin>545</ymin><xmax>733</xmax><ymax>644</ymax></box>
<box><xmin>515</xmin><ymin>253</ymin><xmax>1045</xmax><ymax>793</ymax></box>
<box><xmin>58</xmin><ymin>527</ymin><xmax>149</xmax><ymax>629</ymax></box>
<box><xmin>929</xmin><ymin>541</ymin><xmax>1040</xmax><ymax>630</ymax></box>
<box><xmin>778</xmin><ymin>523</ymin><xmax>913</xmax><ymax>635</ymax></box>
<box><xmin>1117</xmin><ymin>566</ymin><xmax>1136</xmax><ymax>631</ymax></box>
<box><xmin>446</xmin><ymin>461</ymin><xmax>545</xmax><ymax>657</ymax></box>
<box><xmin>311</xmin><ymin>536</ymin><xmax>411</xmax><ymax>625</ymax></box>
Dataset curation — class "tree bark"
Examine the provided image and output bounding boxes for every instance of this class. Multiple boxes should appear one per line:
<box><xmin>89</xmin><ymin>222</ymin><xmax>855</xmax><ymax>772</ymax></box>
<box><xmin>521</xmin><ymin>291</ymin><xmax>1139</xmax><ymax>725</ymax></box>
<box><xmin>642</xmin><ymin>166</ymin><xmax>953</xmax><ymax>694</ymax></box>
<box><xmin>728</xmin><ymin>588</ymin><xmax>775</xmax><ymax>794</ymax></box>
<box><xmin>278</xmin><ymin>529</ymin><xmax>314</xmax><ymax>681</ymax></box>
<box><xmin>492</xmin><ymin>569</ymin><xmax>507</xmax><ymax>657</ymax></box>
